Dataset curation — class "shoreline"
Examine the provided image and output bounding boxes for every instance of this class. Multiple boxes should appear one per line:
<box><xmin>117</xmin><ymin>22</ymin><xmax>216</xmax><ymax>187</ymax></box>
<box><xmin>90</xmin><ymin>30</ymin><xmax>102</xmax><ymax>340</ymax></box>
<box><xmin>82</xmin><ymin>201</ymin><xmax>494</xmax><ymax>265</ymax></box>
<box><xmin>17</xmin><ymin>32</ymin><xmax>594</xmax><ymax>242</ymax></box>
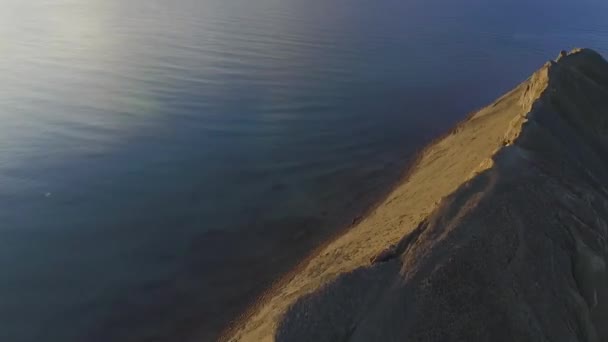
<box><xmin>220</xmin><ymin>124</ymin><xmax>473</xmax><ymax>341</ymax></box>
<box><xmin>218</xmin><ymin>116</ymin><xmax>479</xmax><ymax>341</ymax></box>
<box><xmin>220</xmin><ymin>95</ymin><xmax>492</xmax><ymax>342</ymax></box>
<box><xmin>223</xmin><ymin>48</ymin><xmax>608</xmax><ymax>342</ymax></box>
<box><xmin>218</xmin><ymin>146</ymin><xmax>427</xmax><ymax>341</ymax></box>
<box><xmin>220</xmin><ymin>89</ymin><xmax>490</xmax><ymax>342</ymax></box>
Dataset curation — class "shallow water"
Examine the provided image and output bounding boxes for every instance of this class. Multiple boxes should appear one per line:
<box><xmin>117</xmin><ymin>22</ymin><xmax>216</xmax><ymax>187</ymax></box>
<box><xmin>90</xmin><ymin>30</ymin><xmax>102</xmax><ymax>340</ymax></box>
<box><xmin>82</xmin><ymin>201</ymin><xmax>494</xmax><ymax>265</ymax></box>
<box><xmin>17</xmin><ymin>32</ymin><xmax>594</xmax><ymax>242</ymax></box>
<box><xmin>1</xmin><ymin>0</ymin><xmax>608</xmax><ymax>341</ymax></box>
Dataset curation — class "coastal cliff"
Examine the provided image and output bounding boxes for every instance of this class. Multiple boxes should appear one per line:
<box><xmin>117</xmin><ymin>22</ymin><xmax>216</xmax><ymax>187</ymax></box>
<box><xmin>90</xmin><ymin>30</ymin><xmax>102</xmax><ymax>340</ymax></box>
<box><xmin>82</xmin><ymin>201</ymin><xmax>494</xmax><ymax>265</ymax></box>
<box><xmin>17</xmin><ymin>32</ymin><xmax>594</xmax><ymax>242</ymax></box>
<box><xmin>224</xmin><ymin>48</ymin><xmax>608</xmax><ymax>342</ymax></box>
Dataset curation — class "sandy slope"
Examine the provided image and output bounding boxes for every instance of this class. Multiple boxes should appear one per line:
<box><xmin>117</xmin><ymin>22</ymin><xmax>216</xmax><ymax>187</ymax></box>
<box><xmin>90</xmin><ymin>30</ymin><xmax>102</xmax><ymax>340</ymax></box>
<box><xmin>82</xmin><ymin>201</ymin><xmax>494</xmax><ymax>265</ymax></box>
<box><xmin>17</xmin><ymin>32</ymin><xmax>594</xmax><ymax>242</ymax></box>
<box><xmin>224</xmin><ymin>48</ymin><xmax>608</xmax><ymax>342</ymax></box>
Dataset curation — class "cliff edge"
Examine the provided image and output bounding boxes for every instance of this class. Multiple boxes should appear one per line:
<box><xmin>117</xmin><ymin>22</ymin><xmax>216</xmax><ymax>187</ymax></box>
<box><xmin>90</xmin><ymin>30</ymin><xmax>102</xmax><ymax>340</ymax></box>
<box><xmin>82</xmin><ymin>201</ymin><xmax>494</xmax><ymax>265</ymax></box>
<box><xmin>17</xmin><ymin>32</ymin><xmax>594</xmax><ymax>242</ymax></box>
<box><xmin>224</xmin><ymin>48</ymin><xmax>608</xmax><ymax>342</ymax></box>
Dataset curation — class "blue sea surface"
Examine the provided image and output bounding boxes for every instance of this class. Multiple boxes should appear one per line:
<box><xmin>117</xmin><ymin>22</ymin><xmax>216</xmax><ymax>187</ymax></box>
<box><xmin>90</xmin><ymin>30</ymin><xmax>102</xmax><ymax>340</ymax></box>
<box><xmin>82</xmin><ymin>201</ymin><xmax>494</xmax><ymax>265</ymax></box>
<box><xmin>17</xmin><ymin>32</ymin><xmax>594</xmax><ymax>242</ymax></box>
<box><xmin>1</xmin><ymin>0</ymin><xmax>608</xmax><ymax>341</ymax></box>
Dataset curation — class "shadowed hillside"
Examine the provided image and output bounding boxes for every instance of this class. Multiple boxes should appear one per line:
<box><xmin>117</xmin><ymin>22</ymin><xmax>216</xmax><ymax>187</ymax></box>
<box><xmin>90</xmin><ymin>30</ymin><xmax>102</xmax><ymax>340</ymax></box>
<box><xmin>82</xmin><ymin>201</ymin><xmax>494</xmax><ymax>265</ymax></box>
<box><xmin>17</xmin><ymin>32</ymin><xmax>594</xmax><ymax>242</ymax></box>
<box><xmin>225</xmin><ymin>48</ymin><xmax>608</xmax><ymax>342</ymax></box>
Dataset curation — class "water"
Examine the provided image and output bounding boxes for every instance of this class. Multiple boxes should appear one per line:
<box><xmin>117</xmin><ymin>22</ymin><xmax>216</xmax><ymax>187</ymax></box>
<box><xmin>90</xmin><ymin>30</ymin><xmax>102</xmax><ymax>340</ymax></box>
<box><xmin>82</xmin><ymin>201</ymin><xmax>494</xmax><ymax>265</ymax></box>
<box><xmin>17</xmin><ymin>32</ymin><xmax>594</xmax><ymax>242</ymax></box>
<box><xmin>1</xmin><ymin>0</ymin><xmax>608</xmax><ymax>341</ymax></box>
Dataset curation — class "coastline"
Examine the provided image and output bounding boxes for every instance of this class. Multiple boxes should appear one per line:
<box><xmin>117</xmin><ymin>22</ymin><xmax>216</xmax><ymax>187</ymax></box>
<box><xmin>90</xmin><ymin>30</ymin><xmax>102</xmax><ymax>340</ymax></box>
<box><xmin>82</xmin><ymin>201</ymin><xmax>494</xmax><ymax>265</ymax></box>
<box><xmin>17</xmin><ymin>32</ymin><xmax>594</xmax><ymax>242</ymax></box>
<box><xmin>218</xmin><ymin>146</ymin><xmax>426</xmax><ymax>341</ymax></box>
<box><xmin>219</xmin><ymin>86</ymin><xmax>492</xmax><ymax>342</ymax></box>
<box><xmin>220</xmin><ymin>68</ymin><xmax>527</xmax><ymax>341</ymax></box>
<box><xmin>221</xmin><ymin>102</ymin><xmax>510</xmax><ymax>341</ymax></box>
<box><xmin>224</xmin><ymin>48</ymin><xmax>608</xmax><ymax>341</ymax></box>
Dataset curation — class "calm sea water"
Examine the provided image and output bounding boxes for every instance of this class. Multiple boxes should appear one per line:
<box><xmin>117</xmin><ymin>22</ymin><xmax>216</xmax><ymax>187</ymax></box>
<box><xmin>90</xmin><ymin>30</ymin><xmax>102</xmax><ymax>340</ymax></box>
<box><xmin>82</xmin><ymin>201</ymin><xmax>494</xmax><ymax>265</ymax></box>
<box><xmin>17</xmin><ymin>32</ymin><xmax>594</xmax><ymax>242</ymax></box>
<box><xmin>1</xmin><ymin>0</ymin><xmax>608</xmax><ymax>341</ymax></box>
